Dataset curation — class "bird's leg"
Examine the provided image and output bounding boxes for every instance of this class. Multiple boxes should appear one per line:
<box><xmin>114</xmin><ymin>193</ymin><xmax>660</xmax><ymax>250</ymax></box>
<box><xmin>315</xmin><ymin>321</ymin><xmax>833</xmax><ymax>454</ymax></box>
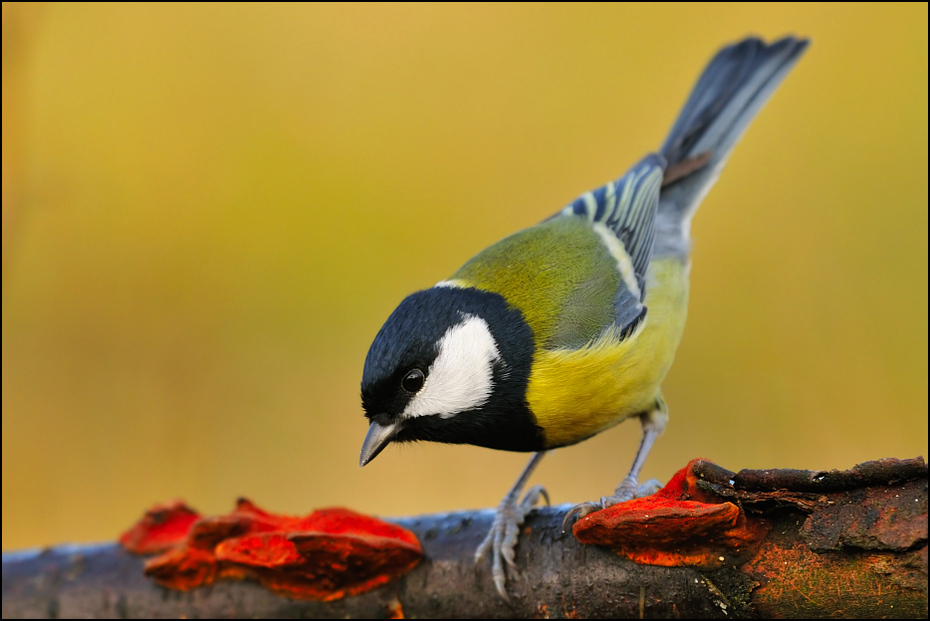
<box><xmin>475</xmin><ymin>450</ymin><xmax>549</xmax><ymax>600</ymax></box>
<box><xmin>562</xmin><ymin>397</ymin><xmax>668</xmax><ymax>530</ymax></box>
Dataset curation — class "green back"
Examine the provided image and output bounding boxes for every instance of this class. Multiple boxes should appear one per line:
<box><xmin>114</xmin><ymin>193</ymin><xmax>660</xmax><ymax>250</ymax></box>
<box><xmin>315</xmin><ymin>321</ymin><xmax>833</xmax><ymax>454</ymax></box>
<box><xmin>452</xmin><ymin>216</ymin><xmax>620</xmax><ymax>350</ymax></box>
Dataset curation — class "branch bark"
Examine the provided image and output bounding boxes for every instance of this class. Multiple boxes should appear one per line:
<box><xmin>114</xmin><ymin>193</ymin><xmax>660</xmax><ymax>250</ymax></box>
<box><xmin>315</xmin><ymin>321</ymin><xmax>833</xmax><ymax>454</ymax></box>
<box><xmin>3</xmin><ymin>458</ymin><xmax>927</xmax><ymax>618</ymax></box>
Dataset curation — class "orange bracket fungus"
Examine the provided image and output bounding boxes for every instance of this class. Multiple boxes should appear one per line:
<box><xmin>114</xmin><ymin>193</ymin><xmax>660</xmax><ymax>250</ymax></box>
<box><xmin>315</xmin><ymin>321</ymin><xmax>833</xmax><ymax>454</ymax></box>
<box><xmin>118</xmin><ymin>499</ymin><xmax>202</xmax><ymax>555</ymax></box>
<box><xmin>572</xmin><ymin>458</ymin><xmax>770</xmax><ymax>567</ymax></box>
<box><xmin>119</xmin><ymin>499</ymin><xmax>422</xmax><ymax>601</ymax></box>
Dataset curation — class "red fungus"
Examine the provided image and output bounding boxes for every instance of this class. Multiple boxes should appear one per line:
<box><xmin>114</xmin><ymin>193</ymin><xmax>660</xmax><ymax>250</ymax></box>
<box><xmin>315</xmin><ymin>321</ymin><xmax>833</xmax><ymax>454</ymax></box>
<box><xmin>143</xmin><ymin>545</ymin><xmax>218</xmax><ymax>591</ymax></box>
<box><xmin>120</xmin><ymin>499</ymin><xmax>422</xmax><ymax>601</ymax></box>
<box><xmin>118</xmin><ymin>500</ymin><xmax>201</xmax><ymax>555</ymax></box>
<box><xmin>572</xmin><ymin>458</ymin><xmax>769</xmax><ymax>567</ymax></box>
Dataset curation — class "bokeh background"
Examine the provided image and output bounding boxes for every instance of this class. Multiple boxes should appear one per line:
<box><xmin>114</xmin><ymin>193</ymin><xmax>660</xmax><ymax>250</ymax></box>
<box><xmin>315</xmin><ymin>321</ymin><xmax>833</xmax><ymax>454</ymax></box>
<box><xmin>3</xmin><ymin>3</ymin><xmax>926</xmax><ymax>551</ymax></box>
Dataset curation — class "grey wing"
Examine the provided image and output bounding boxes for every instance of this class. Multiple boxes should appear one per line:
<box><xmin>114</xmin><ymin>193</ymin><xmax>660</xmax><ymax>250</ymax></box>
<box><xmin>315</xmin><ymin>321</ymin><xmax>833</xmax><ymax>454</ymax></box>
<box><xmin>559</xmin><ymin>154</ymin><xmax>665</xmax><ymax>336</ymax></box>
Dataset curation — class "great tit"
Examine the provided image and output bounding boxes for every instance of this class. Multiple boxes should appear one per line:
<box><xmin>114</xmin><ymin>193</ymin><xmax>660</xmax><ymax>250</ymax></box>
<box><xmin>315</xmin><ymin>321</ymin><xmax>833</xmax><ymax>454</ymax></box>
<box><xmin>359</xmin><ymin>36</ymin><xmax>809</xmax><ymax>597</ymax></box>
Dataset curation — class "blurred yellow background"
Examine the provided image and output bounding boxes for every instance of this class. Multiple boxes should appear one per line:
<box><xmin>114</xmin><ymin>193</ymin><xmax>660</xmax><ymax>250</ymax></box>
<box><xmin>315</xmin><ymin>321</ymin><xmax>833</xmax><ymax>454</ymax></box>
<box><xmin>3</xmin><ymin>3</ymin><xmax>927</xmax><ymax>550</ymax></box>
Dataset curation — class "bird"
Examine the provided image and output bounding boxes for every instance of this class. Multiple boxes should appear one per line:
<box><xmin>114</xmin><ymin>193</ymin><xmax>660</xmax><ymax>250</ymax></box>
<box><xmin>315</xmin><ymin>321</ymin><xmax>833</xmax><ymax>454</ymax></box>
<box><xmin>358</xmin><ymin>36</ymin><xmax>809</xmax><ymax>598</ymax></box>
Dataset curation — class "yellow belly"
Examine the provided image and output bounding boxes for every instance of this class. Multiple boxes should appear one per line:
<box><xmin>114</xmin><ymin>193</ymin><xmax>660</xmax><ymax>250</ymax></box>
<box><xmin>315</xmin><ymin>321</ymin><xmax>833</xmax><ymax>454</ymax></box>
<box><xmin>527</xmin><ymin>257</ymin><xmax>690</xmax><ymax>448</ymax></box>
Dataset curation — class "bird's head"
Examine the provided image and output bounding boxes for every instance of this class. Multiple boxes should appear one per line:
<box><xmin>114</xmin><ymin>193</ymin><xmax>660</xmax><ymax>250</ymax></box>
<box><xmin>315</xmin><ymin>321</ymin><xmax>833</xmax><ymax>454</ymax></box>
<box><xmin>359</xmin><ymin>285</ymin><xmax>540</xmax><ymax>465</ymax></box>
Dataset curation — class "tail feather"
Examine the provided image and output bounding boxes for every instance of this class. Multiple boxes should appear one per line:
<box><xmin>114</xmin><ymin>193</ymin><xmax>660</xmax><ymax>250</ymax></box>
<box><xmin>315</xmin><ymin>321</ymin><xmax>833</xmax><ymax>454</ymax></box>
<box><xmin>655</xmin><ymin>36</ymin><xmax>809</xmax><ymax>258</ymax></box>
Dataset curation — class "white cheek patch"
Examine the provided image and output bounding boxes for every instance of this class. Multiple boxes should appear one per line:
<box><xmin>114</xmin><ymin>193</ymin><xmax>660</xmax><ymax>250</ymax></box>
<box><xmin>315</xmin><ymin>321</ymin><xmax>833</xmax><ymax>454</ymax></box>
<box><xmin>402</xmin><ymin>314</ymin><xmax>501</xmax><ymax>419</ymax></box>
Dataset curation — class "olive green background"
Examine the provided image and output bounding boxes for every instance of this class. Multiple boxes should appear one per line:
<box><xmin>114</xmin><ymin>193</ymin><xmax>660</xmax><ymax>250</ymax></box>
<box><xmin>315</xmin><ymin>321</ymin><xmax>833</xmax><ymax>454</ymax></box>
<box><xmin>3</xmin><ymin>3</ymin><xmax>927</xmax><ymax>550</ymax></box>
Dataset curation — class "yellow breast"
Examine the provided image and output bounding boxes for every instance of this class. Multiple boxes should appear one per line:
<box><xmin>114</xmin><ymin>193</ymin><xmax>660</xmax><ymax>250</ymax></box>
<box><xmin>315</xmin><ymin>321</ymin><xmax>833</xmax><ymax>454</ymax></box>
<box><xmin>527</xmin><ymin>257</ymin><xmax>690</xmax><ymax>448</ymax></box>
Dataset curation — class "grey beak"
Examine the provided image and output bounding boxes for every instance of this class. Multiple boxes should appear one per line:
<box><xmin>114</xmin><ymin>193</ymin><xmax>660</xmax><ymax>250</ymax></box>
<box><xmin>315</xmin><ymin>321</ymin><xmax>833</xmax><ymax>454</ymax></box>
<box><xmin>359</xmin><ymin>420</ymin><xmax>399</xmax><ymax>467</ymax></box>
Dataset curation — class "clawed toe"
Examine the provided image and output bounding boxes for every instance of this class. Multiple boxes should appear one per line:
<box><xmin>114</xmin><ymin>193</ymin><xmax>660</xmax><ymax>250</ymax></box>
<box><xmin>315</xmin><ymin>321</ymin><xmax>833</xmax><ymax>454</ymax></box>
<box><xmin>560</xmin><ymin>500</ymin><xmax>602</xmax><ymax>532</ymax></box>
<box><xmin>637</xmin><ymin>478</ymin><xmax>662</xmax><ymax>497</ymax></box>
<box><xmin>562</xmin><ymin>475</ymin><xmax>664</xmax><ymax>533</ymax></box>
<box><xmin>521</xmin><ymin>484</ymin><xmax>549</xmax><ymax>511</ymax></box>
<box><xmin>475</xmin><ymin>483</ymin><xmax>548</xmax><ymax>600</ymax></box>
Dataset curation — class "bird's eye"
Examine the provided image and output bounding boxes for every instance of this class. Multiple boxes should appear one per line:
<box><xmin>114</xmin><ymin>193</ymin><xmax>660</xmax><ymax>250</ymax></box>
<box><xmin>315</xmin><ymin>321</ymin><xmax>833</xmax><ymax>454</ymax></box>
<box><xmin>401</xmin><ymin>368</ymin><xmax>425</xmax><ymax>393</ymax></box>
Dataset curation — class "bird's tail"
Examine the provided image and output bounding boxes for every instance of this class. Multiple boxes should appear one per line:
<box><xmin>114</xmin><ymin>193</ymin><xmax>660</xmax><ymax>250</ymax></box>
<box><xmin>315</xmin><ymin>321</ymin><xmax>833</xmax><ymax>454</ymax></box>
<box><xmin>654</xmin><ymin>36</ymin><xmax>809</xmax><ymax>258</ymax></box>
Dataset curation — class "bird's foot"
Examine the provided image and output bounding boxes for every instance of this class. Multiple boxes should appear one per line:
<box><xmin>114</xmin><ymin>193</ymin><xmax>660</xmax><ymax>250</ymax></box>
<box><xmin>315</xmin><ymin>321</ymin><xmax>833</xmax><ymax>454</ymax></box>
<box><xmin>561</xmin><ymin>476</ymin><xmax>662</xmax><ymax>532</ymax></box>
<box><xmin>475</xmin><ymin>484</ymin><xmax>549</xmax><ymax>600</ymax></box>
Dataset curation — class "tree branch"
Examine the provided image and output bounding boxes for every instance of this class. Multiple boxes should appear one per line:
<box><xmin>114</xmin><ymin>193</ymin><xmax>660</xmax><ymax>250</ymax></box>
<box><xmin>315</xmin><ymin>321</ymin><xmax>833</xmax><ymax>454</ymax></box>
<box><xmin>3</xmin><ymin>458</ymin><xmax>926</xmax><ymax>618</ymax></box>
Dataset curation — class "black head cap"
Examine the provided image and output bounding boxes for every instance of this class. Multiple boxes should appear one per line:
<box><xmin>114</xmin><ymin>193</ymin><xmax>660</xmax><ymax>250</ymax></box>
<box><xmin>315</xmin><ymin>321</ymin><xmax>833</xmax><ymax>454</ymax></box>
<box><xmin>360</xmin><ymin>285</ymin><xmax>543</xmax><ymax>461</ymax></box>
